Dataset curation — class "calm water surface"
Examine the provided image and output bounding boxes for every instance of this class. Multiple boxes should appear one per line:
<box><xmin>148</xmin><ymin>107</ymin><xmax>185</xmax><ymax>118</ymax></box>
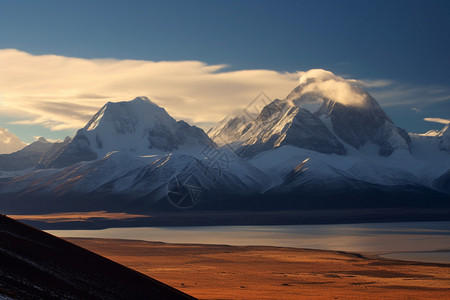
<box><xmin>47</xmin><ymin>221</ymin><xmax>450</xmax><ymax>263</ymax></box>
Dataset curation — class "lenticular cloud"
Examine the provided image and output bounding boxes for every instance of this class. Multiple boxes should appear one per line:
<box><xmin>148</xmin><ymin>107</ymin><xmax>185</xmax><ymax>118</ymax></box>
<box><xmin>297</xmin><ymin>69</ymin><xmax>369</xmax><ymax>107</ymax></box>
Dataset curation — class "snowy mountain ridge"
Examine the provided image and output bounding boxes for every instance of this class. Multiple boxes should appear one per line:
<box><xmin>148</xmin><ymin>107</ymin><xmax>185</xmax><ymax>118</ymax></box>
<box><xmin>210</xmin><ymin>69</ymin><xmax>411</xmax><ymax>157</ymax></box>
<box><xmin>83</xmin><ymin>96</ymin><xmax>211</xmax><ymax>155</ymax></box>
<box><xmin>0</xmin><ymin>70</ymin><xmax>448</xmax><ymax>212</ymax></box>
<box><xmin>41</xmin><ymin>97</ymin><xmax>212</xmax><ymax>168</ymax></box>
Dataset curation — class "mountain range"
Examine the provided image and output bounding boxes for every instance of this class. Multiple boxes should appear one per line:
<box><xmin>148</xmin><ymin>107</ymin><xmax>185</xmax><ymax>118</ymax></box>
<box><xmin>0</xmin><ymin>70</ymin><xmax>448</xmax><ymax>213</ymax></box>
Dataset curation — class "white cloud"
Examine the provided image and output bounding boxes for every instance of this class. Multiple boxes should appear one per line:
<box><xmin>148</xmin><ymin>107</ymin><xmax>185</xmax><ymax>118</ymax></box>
<box><xmin>296</xmin><ymin>69</ymin><xmax>368</xmax><ymax>106</ymax></box>
<box><xmin>424</xmin><ymin>117</ymin><xmax>450</xmax><ymax>125</ymax></box>
<box><xmin>367</xmin><ymin>83</ymin><xmax>450</xmax><ymax>108</ymax></box>
<box><xmin>0</xmin><ymin>49</ymin><xmax>301</xmax><ymax>131</ymax></box>
<box><xmin>357</xmin><ymin>79</ymin><xmax>394</xmax><ymax>88</ymax></box>
<box><xmin>1</xmin><ymin>49</ymin><xmax>449</xmax><ymax>134</ymax></box>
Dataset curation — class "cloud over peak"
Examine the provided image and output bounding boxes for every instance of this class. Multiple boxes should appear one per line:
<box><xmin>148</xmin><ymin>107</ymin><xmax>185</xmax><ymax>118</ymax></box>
<box><xmin>298</xmin><ymin>69</ymin><xmax>338</xmax><ymax>85</ymax></box>
<box><xmin>297</xmin><ymin>69</ymin><xmax>368</xmax><ymax>107</ymax></box>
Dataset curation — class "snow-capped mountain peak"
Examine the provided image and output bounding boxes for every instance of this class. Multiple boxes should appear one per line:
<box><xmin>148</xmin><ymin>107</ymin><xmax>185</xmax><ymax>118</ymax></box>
<box><xmin>0</xmin><ymin>127</ymin><xmax>26</xmax><ymax>154</ymax></box>
<box><xmin>289</xmin><ymin>69</ymin><xmax>370</xmax><ymax>109</ymax></box>
<box><xmin>43</xmin><ymin>97</ymin><xmax>213</xmax><ymax>168</ymax></box>
<box><xmin>85</xmin><ymin>96</ymin><xmax>175</xmax><ymax>133</ymax></box>
<box><xmin>422</xmin><ymin>129</ymin><xmax>441</xmax><ymax>137</ymax></box>
<box><xmin>207</xmin><ymin>108</ymin><xmax>259</xmax><ymax>146</ymax></box>
<box><xmin>411</xmin><ymin>124</ymin><xmax>450</xmax><ymax>153</ymax></box>
<box><xmin>437</xmin><ymin>124</ymin><xmax>450</xmax><ymax>136</ymax></box>
<box><xmin>210</xmin><ymin>69</ymin><xmax>410</xmax><ymax>157</ymax></box>
<box><xmin>417</xmin><ymin>124</ymin><xmax>449</xmax><ymax>138</ymax></box>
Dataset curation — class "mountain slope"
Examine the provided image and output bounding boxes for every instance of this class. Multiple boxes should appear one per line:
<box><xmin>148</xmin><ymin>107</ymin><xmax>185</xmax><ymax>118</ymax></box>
<box><xmin>0</xmin><ymin>97</ymin><xmax>273</xmax><ymax>212</ymax></box>
<box><xmin>44</xmin><ymin>97</ymin><xmax>211</xmax><ymax>168</ymax></box>
<box><xmin>207</xmin><ymin>109</ymin><xmax>257</xmax><ymax>146</ymax></box>
<box><xmin>0</xmin><ymin>138</ymin><xmax>67</xmax><ymax>172</ymax></box>
<box><xmin>409</xmin><ymin>124</ymin><xmax>450</xmax><ymax>158</ymax></box>
<box><xmin>0</xmin><ymin>127</ymin><xmax>26</xmax><ymax>154</ymax></box>
<box><xmin>0</xmin><ymin>150</ymin><xmax>271</xmax><ymax>212</ymax></box>
<box><xmin>210</xmin><ymin>69</ymin><xmax>411</xmax><ymax>157</ymax></box>
<box><xmin>236</xmin><ymin>99</ymin><xmax>347</xmax><ymax>157</ymax></box>
<box><xmin>0</xmin><ymin>214</ymin><xmax>194</xmax><ymax>299</ymax></box>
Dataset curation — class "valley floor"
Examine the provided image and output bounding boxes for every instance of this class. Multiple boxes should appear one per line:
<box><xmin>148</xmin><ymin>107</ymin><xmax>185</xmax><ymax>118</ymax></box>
<box><xmin>67</xmin><ymin>238</ymin><xmax>450</xmax><ymax>300</ymax></box>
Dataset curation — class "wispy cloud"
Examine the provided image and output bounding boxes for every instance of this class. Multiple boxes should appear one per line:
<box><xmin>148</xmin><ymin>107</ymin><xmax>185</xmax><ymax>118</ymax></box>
<box><xmin>357</xmin><ymin>79</ymin><xmax>395</xmax><ymax>88</ymax></box>
<box><xmin>424</xmin><ymin>117</ymin><xmax>450</xmax><ymax>125</ymax></box>
<box><xmin>0</xmin><ymin>49</ymin><xmax>301</xmax><ymax>131</ymax></box>
<box><xmin>1</xmin><ymin>49</ymin><xmax>449</xmax><ymax>133</ymax></box>
<box><xmin>366</xmin><ymin>83</ymin><xmax>450</xmax><ymax>108</ymax></box>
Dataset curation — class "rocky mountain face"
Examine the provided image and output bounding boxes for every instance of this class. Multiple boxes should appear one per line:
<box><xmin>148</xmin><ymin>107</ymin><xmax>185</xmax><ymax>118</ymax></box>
<box><xmin>0</xmin><ymin>127</ymin><xmax>26</xmax><ymax>154</ymax></box>
<box><xmin>207</xmin><ymin>110</ymin><xmax>257</xmax><ymax>146</ymax></box>
<box><xmin>211</xmin><ymin>73</ymin><xmax>411</xmax><ymax>157</ymax></box>
<box><xmin>43</xmin><ymin>97</ymin><xmax>212</xmax><ymax>168</ymax></box>
<box><xmin>234</xmin><ymin>99</ymin><xmax>347</xmax><ymax>157</ymax></box>
<box><xmin>314</xmin><ymin>97</ymin><xmax>411</xmax><ymax>156</ymax></box>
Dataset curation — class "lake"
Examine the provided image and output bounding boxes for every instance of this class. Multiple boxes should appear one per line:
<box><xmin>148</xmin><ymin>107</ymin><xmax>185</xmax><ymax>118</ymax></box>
<box><xmin>47</xmin><ymin>221</ymin><xmax>450</xmax><ymax>263</ymax></box>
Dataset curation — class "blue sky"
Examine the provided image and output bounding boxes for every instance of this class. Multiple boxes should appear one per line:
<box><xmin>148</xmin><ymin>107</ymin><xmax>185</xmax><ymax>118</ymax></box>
<box><xmin>0</xmin><ymin>0</ymin><xmax>449</xmax><ymax>142</ymax></box>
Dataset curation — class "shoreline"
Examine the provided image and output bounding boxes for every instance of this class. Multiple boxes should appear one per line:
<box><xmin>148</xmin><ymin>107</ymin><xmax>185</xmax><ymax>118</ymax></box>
<box><xmin>9</xmin><ymin>207</ymin><xmax>450</xmax><ymax>230</ymax></box>
<box><xmin>65</xmin><ymin>236</ymin><xmax>450</xmax><ymax>265</ymax></box>
<box><xmin>67</xmin><ymin>236</ymin><xmax>450</xmax><ymax>265</ymax></box>
<box><xmin>61</xmin><ymin>235</ymin><xmax>450</xmax><ymax>264</ymax></box>
<box><xmin>66</xmin><ymin>237</ymin><xmax>450</xmax><ymax>300</ymax></box>
<box><xmin>44</xmin><ymin>220</ymin><xmax>450</xmax><ymax>264</ymax></box>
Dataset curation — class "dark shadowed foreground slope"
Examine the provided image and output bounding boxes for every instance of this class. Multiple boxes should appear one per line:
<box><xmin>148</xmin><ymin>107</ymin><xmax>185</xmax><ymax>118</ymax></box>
<box><xmin>0</xmin><ymin>215</ymin><xmax>195</xmax><ymax>300</ymax></box>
